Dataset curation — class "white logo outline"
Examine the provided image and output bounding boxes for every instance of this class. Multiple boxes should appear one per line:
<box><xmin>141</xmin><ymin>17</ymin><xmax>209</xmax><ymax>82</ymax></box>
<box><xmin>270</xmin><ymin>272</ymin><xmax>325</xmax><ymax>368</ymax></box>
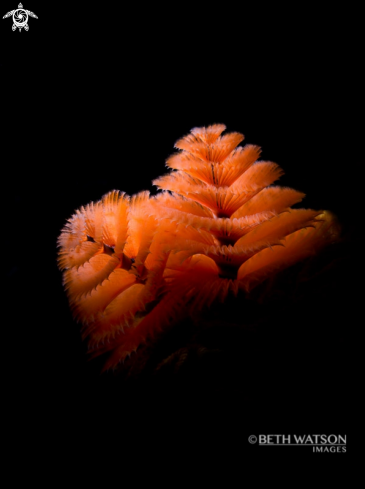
<box><xmin>3</xmin><ymin>3</ymin><xmax>38</xmax><ymax>31</ymax></box>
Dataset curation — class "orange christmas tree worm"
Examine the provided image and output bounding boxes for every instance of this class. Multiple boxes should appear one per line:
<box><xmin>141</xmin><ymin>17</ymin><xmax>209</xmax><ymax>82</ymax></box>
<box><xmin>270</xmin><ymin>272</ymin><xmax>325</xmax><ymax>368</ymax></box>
<box><xmin>58</xmin><ymin>124</ymin><xmax>339</xmax><ymax>370</ymax></box>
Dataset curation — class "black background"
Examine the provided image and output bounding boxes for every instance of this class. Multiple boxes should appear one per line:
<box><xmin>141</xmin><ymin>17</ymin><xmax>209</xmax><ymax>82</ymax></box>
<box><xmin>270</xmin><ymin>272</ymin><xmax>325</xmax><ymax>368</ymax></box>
<box><xmin>2</xmin><ymin>2</ymin><xmax>361</xmax><ymax>469</ymax></box>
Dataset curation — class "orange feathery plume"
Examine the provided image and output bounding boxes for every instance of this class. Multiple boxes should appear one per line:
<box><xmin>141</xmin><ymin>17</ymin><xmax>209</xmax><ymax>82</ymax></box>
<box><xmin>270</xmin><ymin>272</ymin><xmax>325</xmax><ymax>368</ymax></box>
<box><xmin>58</xmin><ymin>124</ymin><xmax>339</xmax><ymax>370</ymax></box>
<box><xmin>58</xmin><ymin>191</ymin><xmax>167</xmax><ymax>365</ymax></box>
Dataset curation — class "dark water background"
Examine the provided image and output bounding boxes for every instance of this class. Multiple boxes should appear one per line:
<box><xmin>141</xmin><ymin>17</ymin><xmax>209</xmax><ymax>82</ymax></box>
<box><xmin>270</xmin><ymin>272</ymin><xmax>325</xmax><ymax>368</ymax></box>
<box><xmin>1</xmin><ymin>2</ymin><xmax>361</xmax><ymax>469</ymax></box>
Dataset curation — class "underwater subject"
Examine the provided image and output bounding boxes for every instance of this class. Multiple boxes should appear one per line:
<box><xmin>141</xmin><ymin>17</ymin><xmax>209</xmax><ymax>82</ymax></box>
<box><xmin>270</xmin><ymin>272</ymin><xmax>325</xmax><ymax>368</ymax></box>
<box><xmin>58</xmin><ymin>124</ymin><xmax>339</xmax><ymax>371</ymax></box>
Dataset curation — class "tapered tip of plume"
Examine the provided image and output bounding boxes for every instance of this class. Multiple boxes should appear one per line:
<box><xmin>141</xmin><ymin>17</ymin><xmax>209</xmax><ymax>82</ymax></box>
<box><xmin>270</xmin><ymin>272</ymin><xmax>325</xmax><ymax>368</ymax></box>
<box><xmin>176</xmin><ymin>124</ymin><xmax>227</xmax><ymax>147</ymax></box>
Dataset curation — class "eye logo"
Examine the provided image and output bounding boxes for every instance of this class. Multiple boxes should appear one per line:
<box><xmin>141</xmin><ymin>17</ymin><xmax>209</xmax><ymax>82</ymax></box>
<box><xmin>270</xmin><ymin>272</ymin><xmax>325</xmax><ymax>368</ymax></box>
<box><xmin>3</xmin><ymin>3</ymin><xmax>38</xmax><ymax>31</ymax></box>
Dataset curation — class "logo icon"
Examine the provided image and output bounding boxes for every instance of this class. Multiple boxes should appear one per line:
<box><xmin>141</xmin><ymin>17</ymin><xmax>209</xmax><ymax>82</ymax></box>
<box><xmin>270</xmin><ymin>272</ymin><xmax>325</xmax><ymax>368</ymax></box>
<box><xmin>3</xmin><ymin>3</ymin><xmax>38</xmax><ymax>31</ymax></box>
